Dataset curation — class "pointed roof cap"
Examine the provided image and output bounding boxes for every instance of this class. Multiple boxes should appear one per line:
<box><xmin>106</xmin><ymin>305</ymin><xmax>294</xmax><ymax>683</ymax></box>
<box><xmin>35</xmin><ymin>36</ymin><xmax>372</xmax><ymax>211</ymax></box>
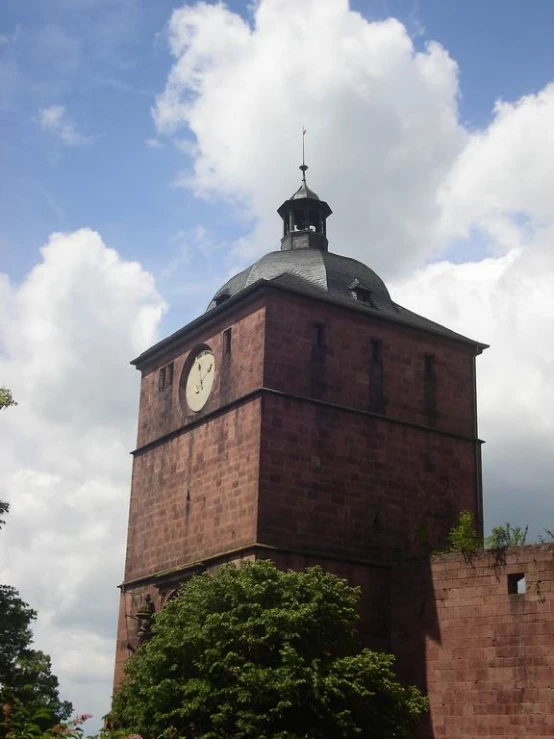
<box><xmin>290</xmin><ymin>180</ymin><xmax>321</xmax><ymax>201</ymax></box>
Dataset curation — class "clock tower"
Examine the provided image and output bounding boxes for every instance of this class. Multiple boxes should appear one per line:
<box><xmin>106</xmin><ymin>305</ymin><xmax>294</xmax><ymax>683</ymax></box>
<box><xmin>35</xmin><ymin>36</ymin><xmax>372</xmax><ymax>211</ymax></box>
<box><xmin>114</xmin><ymin>164</ymin><xmax>486</xmax><ymax>685</ymax></box>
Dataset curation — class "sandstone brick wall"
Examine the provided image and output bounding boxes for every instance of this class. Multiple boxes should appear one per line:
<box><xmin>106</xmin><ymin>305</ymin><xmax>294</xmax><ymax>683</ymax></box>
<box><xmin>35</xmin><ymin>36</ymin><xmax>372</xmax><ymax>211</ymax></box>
<box><xmin>263</xmin><ymin>290</ymin><xmax>478</xmax><ymax>439</ymax></box>
<box><xmin>391</xmin><ymin>547</ymin><xmax>554</xmax><ymax>739</ymax></box>
<box><xmin>258</xmin><ymin>393</ymin><xmax>478</xmax><ymax>560</ymax></box>
<box><xmin>124</xmin><ymin>298</ymin><xmax>267</xmax><ymax>584</ymax></box>
<box><xmin>125</xmin><ymin>398</ymin><xmax>262</xmax><ymax>582</ymax></box>
<box><xmin>258</xmin><ymin>290</ymin><xmax>481</xmax><ymax>559</ymax></box>
<box><xmin>136</xmin><ymin>299</ymin><xmax>266</xmax><ymax>449</ymax></box>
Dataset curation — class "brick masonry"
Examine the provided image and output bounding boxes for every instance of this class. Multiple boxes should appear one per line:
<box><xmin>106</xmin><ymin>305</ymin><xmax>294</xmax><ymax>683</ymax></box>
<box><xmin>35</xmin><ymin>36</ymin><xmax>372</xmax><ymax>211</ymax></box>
<box><xmin>263</xmin><ymin>290</ymin><xmax>477</xmax><ymax>439</ymax></box>
<box><xmin>391</xmin><ymin>547</ymin><xmax>554</xmax><ymax>739</ymax></box>
<box><xmin>258</xmin><ymin>289</ymin><xmax>481</xmax><ymax>561</ymax></box>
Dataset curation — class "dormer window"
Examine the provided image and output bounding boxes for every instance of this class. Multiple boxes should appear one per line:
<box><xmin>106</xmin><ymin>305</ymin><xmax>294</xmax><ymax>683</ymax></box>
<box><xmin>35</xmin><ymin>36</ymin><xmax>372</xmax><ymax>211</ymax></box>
<box><xmin>354</xmin><ymin>286</ymin><xmax>373</xmax><ymax>305</ymax></box>
<box><xmin>349</xmin><ymin>279</ymin><xmax>375</xmax><ymax>307</ymax></box>
<box><xmin>214</xmin><ymin>292</ymin><xmax>230</xmax><ymax>307</ymax></box>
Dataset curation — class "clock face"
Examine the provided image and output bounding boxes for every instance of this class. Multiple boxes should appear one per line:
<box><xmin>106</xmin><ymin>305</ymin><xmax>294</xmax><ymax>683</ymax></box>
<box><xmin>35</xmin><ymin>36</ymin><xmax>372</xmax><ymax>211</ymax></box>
<box><xmin>185</xmin><ymin>348</ymin><xmax>215</xmax><ymax>412</ymax></box>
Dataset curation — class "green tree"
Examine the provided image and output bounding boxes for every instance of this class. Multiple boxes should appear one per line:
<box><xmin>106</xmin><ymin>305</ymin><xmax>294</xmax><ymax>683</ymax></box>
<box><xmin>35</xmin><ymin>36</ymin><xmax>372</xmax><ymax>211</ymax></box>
<box><xmin>111</xmin><ymin>561</ymin><xmax>427</xmax><ymax>739</ymax></box>
<box><xmin>0</xmin><ymin>583</ymin><xmax>72</xmax><ymax>733</ymax></box>
<box><xmin>0</xmin><ymin>389</ymin><xmax>72</xmax><ymax>733</ymax></box>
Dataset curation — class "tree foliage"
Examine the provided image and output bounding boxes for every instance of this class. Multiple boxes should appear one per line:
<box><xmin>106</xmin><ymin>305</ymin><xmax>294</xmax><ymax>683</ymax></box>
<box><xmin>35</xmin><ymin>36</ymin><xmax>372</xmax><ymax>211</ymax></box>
<box><xmin>1</xmin><ymin>391</ymin><xmax>71</xmax><ymax>733</ymax></box>
<box><xmin>0</xmin><ymin>388</ymin><xmax>16</xmax><ymax>410</ymax></box>
<box><xmin>539</xmin><ymin>528</ymin><xmax>554</xmax><ymax>543</ymax></box>
<box><xmin>446</xmin><ymin>509</ymin><xmax>483</xmax><ymax>558</ymax></box>
<box><xmin>0</xmin><ymin>501</ymin><xmax>8</xmax><ymax>531</ymax></box>
<box><xmin>0</xmin><ymin>585</ymin><xmax>72</xmax><ymax>734</ymax></box>
<box><xmin>2</xmin><ymin>707</ymin><xmax>92</xmax><ymax>739</ymax></box>
<box><xmin>486</xmin><ymin>523</ymin><xmax>528</xmax><ymax>549</ymax></box>
<box><xmin>110</xmin><ymin>561</ymin><xmax>427</xmax><ymax>739</ymax></box>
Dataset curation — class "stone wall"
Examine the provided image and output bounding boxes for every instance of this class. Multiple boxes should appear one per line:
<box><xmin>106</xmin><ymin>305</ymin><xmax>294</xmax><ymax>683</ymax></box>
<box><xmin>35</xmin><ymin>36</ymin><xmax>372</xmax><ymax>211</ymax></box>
<box><xmin>391</xmin><ymin>546</ymin><xmax>554</xmax><ymax>739</ymax></box>
<box><xmin>259</xmin><ymin>290</ymin><xmax>481</xmax><ymax>559</ymax></box>
<box><xmin>263</xmin><ymin>290</ymin><xmax>478</xmax><ymax>438</ymax></box>
<box><xmin>135</xmin><ymin>298</ymin><xmax>266</xmax><ymax>449</ymax></box>
<box><xmin>258</xmin><ymin>392</ymin><xmax>478</xmax><ymax>560</ymax></box>
<box><xmin>126</xmin><ymin>400</ymin><xmax>262</xmax><ymax>582</ymax></box>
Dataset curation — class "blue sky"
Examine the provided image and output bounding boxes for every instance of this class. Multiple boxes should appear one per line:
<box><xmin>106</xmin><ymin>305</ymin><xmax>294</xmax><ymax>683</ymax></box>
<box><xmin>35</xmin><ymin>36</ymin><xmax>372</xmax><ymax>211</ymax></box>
<box><xmin>1</xmin><ymin>0</ymin><xmax>554</xmax><ymax>728</ymax></box>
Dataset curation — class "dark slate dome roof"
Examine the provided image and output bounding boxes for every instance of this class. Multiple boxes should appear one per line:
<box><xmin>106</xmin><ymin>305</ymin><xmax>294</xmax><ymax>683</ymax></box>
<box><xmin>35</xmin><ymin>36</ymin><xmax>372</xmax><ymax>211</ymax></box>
<box><xmin>206</xmin><ymin>248</ymin><xmax>394</xmax><ymax>312</ymax></box>
<box><xmin>205</xmin><ymin>247</ymin><xmax>486</xmax><ymax>347</ymax></box>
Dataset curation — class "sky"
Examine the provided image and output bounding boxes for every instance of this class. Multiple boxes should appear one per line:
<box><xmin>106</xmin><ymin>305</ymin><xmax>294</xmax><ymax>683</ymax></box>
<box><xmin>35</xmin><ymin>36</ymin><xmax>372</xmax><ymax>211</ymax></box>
<box><xmin>1</xmin><ymin>0</ymin><xmax>554</xmax><ymax>729</ymax></box>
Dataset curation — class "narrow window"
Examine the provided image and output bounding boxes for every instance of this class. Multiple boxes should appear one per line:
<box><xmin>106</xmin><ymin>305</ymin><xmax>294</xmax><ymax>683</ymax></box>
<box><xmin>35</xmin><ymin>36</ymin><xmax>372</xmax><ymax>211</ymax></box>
<box><xmin>508</xmin><ymin>573</ymin><xmax>526</xmax><ymax>595</ymax></box>
<box><xmin>423</xmin><ymin>354</ymin><xmax>437</xmax><ymax>422</ymax></box>
<box><xmin>371</xmin><ymin>339</ymin><xmax>382</xmax><ymax>364</ymax></box>
<box><xmin>158</xmin><ymin>362</ymin><xmax>174</xmax><ymax>392</ymax></box>
<box><xmin>369</xmin><ymin>339</ymin><xmax>385</xmax><ymax>413</ymax></box>
<box><xmin>158</xmin><ymin>366</ymin><xmax>166</xmax><ymax>392</ymax></box>
<box><xmin>424</xmin><ymin>354</ymin><xmax>435</xmax><ymax>380</ymax></box>
<box><xmin>313</xmin><ymin>323</ymin><xmax>326</xmax><ymax>350</ymax></box>
<box><xmin>310</xmin><ymin>323</ymin><xmax>327</xmax><ymax>397</ymax></box>
<box><xmin>223</xmin><ymin>327</ymin><xmax>232</xmax><ymax>356</ymax></box>
<box><xmin>166</xmin><ymin>362</ymin><xmax>174</xmax><ymax>387</ymax></box>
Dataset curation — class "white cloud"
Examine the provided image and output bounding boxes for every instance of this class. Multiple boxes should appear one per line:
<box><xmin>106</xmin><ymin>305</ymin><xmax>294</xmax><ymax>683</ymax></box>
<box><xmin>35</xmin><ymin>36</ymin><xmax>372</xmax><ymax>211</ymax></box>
<box><xmin>153</xmin><ymin>0</ymin><xmax>467</xmax><ymax>275</ymax></box>
<box><xmin>145</xmin><ymin>137</ymin><xmax>164</xmax><ymax>148</ymax></box>
<box><xmin>0</xmin><ymin>229</ymin><xmax>166</xmax><ymax>725</ymax></box>
<box><xmin>39</xmin><ymin>105</ymin><xmax>92</xmax><ymax>146</ymax></box>
<box><xmin>437</xmin><ymin>82</ymin><xmax>554</xmax><ymax>249</ymax></box>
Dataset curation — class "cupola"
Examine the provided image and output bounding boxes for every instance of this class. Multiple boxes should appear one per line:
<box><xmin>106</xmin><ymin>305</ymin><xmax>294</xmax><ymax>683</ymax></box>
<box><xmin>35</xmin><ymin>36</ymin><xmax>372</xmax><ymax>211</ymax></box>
<box><xmin>277</xmin><ymin>155</ymin><xmax>332</xmax><ymax>252</ymax></box>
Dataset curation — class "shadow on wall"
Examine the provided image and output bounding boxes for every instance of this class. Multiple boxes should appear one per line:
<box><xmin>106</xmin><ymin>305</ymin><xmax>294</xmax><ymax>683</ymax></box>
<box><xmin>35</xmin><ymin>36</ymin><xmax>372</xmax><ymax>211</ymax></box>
<box><xmin>391</xmin><ymin>546</ymin><xmax>554</xmax><ymax>739</ymax></box>
<box><xmin>390</xmin><ymin>556</ymin><xmax>440</xmax><ymax>739</ymax></box>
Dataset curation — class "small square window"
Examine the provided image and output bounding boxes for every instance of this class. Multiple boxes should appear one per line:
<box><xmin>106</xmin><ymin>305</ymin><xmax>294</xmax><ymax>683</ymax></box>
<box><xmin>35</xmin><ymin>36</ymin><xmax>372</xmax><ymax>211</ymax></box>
<box><xmin>507</xmin><ymin>573</ymin><xmax>526</xmax><ymax>595</ymax></box>
<box><xmin>354</xmin><ymin>287</ymin><xmax>374</xmax><ymax>306</ymax></box>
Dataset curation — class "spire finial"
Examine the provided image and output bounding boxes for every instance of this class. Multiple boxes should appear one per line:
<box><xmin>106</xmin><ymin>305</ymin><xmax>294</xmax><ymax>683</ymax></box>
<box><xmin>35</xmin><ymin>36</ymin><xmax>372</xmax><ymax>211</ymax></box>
<box><xmin>300</xmin><ymin>126</ymin><xmax>308</xmax><ymax>183</ymax></box>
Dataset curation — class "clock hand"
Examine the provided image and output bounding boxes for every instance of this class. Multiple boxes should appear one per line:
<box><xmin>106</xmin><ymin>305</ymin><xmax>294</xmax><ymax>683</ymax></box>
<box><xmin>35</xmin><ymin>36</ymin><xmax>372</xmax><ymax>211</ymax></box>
<box><xmin>199</xmin><ymin>363</ymin><xmax>213</xmax><ymax>382</ymax></box>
